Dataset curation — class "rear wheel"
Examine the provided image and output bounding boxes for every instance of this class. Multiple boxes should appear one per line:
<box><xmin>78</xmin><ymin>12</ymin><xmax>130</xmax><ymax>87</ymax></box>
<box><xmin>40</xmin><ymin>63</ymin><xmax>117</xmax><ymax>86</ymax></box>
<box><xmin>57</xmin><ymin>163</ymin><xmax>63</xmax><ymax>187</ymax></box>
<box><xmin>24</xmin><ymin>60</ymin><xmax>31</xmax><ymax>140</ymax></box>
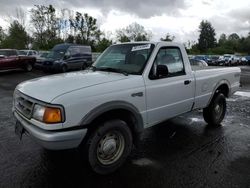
<box><xmin>85</xmin><ymin>119</ymin><xmax>133</xmax><ymax>174</ymax></box>
<box><xmin>203</xmin><ymin>93</ymin><xmax>226</xmax><ymax>126</ymax></box>
<box><xmin>81</xmin><ymin>63</ymin><xmax>87</xmax><ymax>70</ymax></box>
<box><xmin>24</xmin><ymin>63</ymin><xmax>33</xmax><ymax>72</ymax></box>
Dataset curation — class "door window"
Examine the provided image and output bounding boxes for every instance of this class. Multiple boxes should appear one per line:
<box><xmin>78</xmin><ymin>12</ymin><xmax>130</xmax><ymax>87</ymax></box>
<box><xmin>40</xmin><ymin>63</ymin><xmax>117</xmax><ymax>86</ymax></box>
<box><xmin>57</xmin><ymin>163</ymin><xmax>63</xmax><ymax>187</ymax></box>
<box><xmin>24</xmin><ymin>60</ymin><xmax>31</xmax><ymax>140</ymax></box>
<box><xmin>150</xmin><ymin>47</ymin><xmax>185</xmax><ymax>79</ymax></box>
<box><xmin>68</xmin><ymin>47</ymin><xmax>81</xmax><ymax>57</ymax></box>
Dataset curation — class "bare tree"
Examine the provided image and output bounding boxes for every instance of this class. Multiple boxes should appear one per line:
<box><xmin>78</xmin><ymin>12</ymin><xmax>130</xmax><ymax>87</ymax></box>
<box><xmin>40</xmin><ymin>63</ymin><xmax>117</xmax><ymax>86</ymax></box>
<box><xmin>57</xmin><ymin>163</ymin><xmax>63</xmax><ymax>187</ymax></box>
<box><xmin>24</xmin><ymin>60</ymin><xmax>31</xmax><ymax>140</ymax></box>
<box><xmin>116</xmin><ymin>22</ymin><xmax>152</xmax><ymax>42</ymax></box>
<box><xmin>15</xmin><ymin>7</ymin><xmax>27</xmax><ymax>27</ymax></box>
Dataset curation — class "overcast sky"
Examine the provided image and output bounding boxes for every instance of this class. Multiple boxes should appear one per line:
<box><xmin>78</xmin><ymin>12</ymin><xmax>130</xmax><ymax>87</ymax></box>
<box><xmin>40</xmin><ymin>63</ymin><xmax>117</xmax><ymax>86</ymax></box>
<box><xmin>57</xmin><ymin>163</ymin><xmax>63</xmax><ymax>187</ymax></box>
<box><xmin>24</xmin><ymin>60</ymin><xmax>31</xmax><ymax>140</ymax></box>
<box><xmin>0</xmin><ymin>0</ymin><xmax>249</xmax><ymax>43</ymax></box>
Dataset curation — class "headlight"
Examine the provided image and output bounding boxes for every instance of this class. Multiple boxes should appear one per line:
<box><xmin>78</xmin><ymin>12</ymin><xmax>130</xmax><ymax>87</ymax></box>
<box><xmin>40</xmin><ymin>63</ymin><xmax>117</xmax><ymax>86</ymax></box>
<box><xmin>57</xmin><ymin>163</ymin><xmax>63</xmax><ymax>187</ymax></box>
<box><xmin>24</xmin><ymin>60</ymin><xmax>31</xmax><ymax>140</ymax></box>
<box><xmin>33</xmin><ymin>104</ymin><xmax>63</xmax><ymax>124</ymax></box>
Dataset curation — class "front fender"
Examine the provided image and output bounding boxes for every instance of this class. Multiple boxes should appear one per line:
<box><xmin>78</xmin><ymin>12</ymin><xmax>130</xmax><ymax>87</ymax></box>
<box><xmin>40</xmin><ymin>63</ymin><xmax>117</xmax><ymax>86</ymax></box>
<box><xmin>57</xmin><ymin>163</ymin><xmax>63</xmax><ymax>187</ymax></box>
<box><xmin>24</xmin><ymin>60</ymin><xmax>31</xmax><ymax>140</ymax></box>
<box><xmin>80</xmin><ymin>101</ymin><xmax>144</xmax><ymax>133</ymax></box>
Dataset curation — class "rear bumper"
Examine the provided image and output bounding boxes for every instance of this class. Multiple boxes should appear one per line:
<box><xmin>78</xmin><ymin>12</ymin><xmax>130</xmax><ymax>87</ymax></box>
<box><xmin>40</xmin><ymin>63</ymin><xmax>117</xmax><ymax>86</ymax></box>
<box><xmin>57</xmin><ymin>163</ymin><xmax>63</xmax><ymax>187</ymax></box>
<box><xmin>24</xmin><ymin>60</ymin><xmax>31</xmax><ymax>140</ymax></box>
<box><xmin>14</xmin><ymin>111</ymin><xmax>87</xmax><ymax>150</ymax></box>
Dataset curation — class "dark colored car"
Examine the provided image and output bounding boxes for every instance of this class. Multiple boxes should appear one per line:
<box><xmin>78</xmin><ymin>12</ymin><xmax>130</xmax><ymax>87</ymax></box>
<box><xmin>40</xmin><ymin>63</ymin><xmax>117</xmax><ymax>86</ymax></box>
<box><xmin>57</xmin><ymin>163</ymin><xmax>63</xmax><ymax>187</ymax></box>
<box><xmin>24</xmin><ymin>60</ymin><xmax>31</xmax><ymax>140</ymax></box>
<box><xmin>194</xmin><ymin>55</ymin><xmax>211</xmax><ymax>64</ymax></box>
<box><xmin>0</xmin><ymin>49</ymin><xmax>36</xmax><ymax>72</ymax></box>
<box><xmin>245</xmin><ymin>56</ymin><xmax>250</xmax><ymax>65</ymax></box>
<box><xmin>34</xmin><ymin>51</ymin><xmax>49</xmax><ymax>68</ymax></box>
<box><xmin>208</xmin><ymin>56</ymin><xmax>220</xmax><ymax>66</ymax></box>
<box><xmin>40</xmin><ymin>43</ymin><xmax>92</xmax><ymax>72</ymax></box>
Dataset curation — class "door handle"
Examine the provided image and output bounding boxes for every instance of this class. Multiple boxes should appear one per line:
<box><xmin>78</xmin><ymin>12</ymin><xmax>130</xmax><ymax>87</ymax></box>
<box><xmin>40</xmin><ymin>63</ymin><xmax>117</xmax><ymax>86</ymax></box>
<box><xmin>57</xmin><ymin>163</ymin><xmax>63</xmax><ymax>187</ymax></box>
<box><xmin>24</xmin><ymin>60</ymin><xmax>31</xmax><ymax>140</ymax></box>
<box><xmin>131</xmin><ymin>92</ymin><xmax>143</xmax><ymax>97</ymax></box>
<box><xmin>184</xmin><ymin>80</ymin><xmax>191</xmax><ymax>85</ymax></box>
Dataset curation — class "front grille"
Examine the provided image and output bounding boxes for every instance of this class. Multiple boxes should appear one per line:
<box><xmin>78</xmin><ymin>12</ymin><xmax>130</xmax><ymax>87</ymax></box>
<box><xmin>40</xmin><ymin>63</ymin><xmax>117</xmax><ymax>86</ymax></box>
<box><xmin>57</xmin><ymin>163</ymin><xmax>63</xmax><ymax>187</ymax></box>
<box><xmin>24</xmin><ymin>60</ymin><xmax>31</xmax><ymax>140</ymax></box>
<box><xmin>14</xmin><ymin>91</ymin><xmax>34</xmax><ymax>119</ymax></box>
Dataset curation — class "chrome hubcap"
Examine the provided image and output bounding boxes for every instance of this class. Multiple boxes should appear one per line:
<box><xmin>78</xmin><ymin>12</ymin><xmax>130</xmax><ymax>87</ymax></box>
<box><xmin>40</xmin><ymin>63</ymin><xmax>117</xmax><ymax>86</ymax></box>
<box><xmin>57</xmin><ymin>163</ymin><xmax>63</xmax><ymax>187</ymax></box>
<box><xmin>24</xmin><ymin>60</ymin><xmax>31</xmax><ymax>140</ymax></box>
<box><xmin>102</xmin><ymin>138</ymin><xmax>117</xmax><ymax>155</ymax></box>
<box><xmin>97</xmin><ymin>131</ymin><xmax>125</xmax><ymax>165</ymax></box>
<box><xmin>215</xmin><ymin>104</ymin><xmax>221</xmax><ymax>113</ymax></box>
<box><xmin>214</xmin><ymin>103</ymin><xmax>223</xmax><ymax>119</ymax></box>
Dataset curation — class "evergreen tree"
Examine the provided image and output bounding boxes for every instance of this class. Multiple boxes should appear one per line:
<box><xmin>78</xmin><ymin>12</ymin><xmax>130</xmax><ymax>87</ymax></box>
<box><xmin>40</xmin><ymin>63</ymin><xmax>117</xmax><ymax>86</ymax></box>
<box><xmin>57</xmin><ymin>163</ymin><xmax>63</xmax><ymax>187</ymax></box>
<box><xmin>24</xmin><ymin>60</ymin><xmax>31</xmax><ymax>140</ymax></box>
<box><xmin>2</xmin><ymin>21</ymin><xmax>29</xmax><ymax>49</ymax></box>
<box><xmin>198</xmin><ymin>20</ymin><xmax>216</xmax><ymax>52</ymax></box>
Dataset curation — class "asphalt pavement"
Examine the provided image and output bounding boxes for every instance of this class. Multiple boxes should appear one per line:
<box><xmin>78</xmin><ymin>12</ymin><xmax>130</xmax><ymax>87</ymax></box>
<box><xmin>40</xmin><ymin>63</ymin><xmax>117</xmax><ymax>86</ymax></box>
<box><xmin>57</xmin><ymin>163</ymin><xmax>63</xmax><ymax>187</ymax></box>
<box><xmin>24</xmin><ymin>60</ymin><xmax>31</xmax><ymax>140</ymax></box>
<box><xmin>0</xmin><ymin>68</ymin><xmax>250</xmax><ymax>188</ymax></box>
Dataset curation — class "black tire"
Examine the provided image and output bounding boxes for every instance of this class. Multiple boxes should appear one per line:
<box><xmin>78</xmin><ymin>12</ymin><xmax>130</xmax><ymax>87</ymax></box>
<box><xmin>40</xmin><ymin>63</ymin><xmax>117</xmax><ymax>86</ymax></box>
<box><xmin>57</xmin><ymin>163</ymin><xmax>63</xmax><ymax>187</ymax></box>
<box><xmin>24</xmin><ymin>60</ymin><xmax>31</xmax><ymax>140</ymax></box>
<box><xmin>203</xmin><ymin>93</ymin><xmax>226</xmax><ymax>126</ymax></box>
<box><xmin>85</xmin><ymin>119</ymin><xmax>133</xmax><ymax>174</ymax></box>
<box><xmin>81</xmin><ymin>63</ymin><xmax>87</xmax><ymax>70</ymax></box>
<box><xmin>24</xmin><ymin>63</ymin><xmax>33</xmax><ymax>72</ymax></box>
<box><xmin>61</xmin><ymin>65</ymin><xmax>67</xmax><ymax>73</ymax></box>
<box><xmin>43</xmin><ymin>69</ymin><xmax>49</xmax><ymax>73</ymax></box>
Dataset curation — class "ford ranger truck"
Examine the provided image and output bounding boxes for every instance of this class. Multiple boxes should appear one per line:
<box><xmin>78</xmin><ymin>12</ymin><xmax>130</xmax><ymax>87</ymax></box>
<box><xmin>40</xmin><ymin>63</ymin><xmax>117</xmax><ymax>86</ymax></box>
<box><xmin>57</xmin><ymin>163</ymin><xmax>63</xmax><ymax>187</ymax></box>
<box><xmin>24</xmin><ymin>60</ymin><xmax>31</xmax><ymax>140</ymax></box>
<box><xmin>13</xmin><ymin>42</ymin><xmax>241</xmax><ymax>174</ymax></box>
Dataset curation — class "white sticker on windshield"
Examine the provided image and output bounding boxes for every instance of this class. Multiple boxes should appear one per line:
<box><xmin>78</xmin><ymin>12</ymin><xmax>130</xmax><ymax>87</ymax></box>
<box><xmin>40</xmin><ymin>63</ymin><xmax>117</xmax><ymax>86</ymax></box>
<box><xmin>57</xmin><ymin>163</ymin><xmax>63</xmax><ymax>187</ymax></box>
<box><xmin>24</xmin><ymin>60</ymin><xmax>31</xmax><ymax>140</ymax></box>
<box><xmin>131</xmin><ymin>44</ymin><xmax>151</xmax><ymax>51</ymax></box>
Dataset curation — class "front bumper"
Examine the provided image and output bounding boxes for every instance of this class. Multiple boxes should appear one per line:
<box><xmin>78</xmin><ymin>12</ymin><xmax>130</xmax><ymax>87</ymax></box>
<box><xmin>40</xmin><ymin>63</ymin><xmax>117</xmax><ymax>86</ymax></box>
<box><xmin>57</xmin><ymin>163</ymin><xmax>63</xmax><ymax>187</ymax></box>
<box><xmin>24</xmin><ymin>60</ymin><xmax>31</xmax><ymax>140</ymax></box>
<box><xmin>36</xmin><ymin>61</ymin><xmax>62</xmax><ymax>71</ymax></box>
<box><xmin>14</xmin><ymin>111</ymin><xmax>87</xmax><ymax>150</ymax></box>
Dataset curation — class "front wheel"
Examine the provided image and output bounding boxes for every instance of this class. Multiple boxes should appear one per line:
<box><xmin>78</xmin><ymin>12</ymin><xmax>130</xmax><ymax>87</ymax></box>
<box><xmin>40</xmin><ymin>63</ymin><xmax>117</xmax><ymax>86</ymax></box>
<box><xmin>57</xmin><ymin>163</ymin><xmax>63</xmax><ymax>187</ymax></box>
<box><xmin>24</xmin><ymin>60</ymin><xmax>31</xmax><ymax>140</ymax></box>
<box><xmin>85</xmin><ymin>119</ymin><xmax>133</xmax><ymax>174</ymax></box>
<box><xmin>61</xmin><ymin>65</ymin><xmax>68</xmax><ymax>73</ymax></box>
<box><xmin>203</xmin><ymin>93</ymin><xmax>226</xmax><ymax>126</ymax></box>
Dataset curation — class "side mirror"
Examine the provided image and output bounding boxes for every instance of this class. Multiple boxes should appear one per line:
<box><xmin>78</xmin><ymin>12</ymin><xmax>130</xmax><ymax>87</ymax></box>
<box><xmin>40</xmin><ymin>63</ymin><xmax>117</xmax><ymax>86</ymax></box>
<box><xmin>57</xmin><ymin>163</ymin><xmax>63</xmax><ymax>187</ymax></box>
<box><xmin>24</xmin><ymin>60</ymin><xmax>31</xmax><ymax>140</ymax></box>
<box><xmin>157</xmin><ymin>65</ymin><xmax>169</xmax><ymax>78</ymax></box>
<box><xmin>64</xmin><ymin>55</ymin><xmax>70</xmax><ymax>60</ymax></box>
<box><xmin>0</xmin><ymin>55</ymin><xmax>6</xmax><ymax>59</ymax></box>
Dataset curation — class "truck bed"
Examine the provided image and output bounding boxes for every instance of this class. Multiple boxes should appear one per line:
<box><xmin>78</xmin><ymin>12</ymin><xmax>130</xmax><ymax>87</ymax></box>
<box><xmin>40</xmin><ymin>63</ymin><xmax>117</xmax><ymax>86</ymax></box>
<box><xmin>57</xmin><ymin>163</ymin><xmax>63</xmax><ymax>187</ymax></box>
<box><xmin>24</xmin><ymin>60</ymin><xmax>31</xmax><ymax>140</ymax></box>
<box><xmin>190</xmin><ymin>65</ymin><xmax>240</xmax><ymax>110</ymax></box>
<box><xmin>191</xmin><ymin>65</ymin><xmax>229</xmax><ymax>71</ymax></box>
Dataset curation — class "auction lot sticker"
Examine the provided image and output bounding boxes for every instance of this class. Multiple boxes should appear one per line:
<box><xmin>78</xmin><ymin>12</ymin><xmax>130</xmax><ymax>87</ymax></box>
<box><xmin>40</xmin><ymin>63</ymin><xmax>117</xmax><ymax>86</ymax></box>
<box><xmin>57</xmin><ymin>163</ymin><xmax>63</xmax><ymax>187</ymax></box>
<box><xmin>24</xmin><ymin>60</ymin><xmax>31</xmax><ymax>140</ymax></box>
<box><xmin>132</xmin><ymin>44</ymin><xmax>151</xmax><ymax>51</ymax></box>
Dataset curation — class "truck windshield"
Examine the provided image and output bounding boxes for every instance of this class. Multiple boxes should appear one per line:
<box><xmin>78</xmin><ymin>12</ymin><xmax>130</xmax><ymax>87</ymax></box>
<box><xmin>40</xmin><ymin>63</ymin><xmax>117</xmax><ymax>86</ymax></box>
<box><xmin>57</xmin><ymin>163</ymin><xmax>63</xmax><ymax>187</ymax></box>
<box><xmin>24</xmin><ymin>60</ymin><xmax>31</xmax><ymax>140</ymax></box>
<box><xmin>46</xmin><ymin>50</ymin><xmax>65</xmax><ymax>60</ymax></box>
<box><xmin>93</xmin><ymin>43</ymin><xmax>155</xmax><ymax>75</ymax></box>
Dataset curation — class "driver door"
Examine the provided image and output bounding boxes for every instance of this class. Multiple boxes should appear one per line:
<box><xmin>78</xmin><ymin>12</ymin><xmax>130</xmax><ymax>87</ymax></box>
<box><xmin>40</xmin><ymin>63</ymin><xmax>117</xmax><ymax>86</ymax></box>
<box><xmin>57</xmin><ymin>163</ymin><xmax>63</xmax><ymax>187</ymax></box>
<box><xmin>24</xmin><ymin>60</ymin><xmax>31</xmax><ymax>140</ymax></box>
<box><xmin>144</xmin><ymin>47</ymin><xmax>195</xmax><ymax>127</ymax></box>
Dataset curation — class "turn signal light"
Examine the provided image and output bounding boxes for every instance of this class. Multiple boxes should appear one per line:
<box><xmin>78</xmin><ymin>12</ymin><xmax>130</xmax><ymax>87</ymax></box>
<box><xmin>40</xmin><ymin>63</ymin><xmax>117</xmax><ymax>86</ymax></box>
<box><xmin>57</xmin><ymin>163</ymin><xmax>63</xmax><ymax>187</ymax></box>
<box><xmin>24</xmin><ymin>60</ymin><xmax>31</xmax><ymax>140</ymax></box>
<box><xmin>43</xmin><ymin>107</ymin><xmax>62</xmax><ymax>123</ymax></box>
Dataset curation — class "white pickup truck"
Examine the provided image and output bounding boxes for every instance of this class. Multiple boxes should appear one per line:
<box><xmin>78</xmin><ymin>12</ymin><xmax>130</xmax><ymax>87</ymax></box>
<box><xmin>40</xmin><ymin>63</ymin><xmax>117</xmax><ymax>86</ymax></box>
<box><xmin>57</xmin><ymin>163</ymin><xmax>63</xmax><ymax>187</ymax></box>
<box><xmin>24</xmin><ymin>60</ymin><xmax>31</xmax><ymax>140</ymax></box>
<box><xmin>13</xmin><ymin>42</ymin><xmax>241</xmax><ymax>174</ymax></box>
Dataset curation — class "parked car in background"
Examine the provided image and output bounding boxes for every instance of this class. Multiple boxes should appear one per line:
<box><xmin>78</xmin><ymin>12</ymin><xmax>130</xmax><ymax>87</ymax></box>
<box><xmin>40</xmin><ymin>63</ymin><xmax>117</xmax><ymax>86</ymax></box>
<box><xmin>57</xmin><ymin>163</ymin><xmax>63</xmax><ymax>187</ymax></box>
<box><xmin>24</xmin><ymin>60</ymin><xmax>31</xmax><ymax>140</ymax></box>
<box><xmin>0</xmin><ymin>49</ymin><xmax>36</xmax><ymax>71</ymax></box>
<box><xmin>240</xmin><ymin>56</ymin><xmax>248</xmax><ymax>65</ymax></box>
<box><xmin>208</xmin><ymin>56</ymin><xmax>220</xmax><ymax>66</ymax></box>
<box><xmin>189</xmin><ymin>58</ymin><xmax>208</xmax><ymax>67</ymax></box>
<box><xmin>194</xmin><ymin>55</ymin><xmax>210</xmax><ymax>63</ymax></box>
<box><xmin>40</xmin><ymin>43</ymin><xmax>92</xmax><ymax>72</ymax></box>
<box><xmin>217</xmin><ymin>56</ymin><xmax>226</xmax><ymax>66</ymax></box>
<box><xmin>34</xmin><ymin>51</ymin><xmax>49</xmax><ymax>68</ymax></box>
<box><xmin>224</xmin><ymin>54</ymin><xmax>239</xmax><ymax>66</ymax></box>
<box><xmin>245</xmin><ymin>56</ymin><xmax>250</xmax><ymax>65</ymax></box>
<box><xmin>234</xmin><ymin>55</ymin><xmax>241</xmax><ymax>65</ymax></box>
<box><xmin>19</xmin><ymin>50</ymin><xmax>38</xmax><ymax>57</ymax></box>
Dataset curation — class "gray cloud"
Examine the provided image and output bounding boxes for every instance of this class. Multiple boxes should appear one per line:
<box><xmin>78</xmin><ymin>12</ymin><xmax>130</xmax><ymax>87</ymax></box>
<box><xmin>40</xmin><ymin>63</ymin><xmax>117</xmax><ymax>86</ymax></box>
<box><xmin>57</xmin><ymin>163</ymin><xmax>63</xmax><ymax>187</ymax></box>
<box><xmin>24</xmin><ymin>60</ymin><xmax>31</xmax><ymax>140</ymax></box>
<box><xmin>0</xmin><ymin>0</ymin><xmax>187</xmax><ymax>19</ymax></box>
<box><xmin>0</xmin><ymin>0</ymin><xmax>249</xmax><ymax>42</ymax></box>
<box><xmin>210</xmin><ymin>8</ymin><xmax>250</xmax><ymax>38</ymax></box>
<box><xmin>82</xmin><ymin>0</ymin><xmax>186</xmax><ymax>18</ymax></box>
<box><xmin>229</xmin><ymin>8</ymin><xmax>250</xmax><ymax>23</ymax></box>
<box><xmin>202</xmin><ymin>0</ymin><xmax>213</xmax><ymax>6</ymax></box>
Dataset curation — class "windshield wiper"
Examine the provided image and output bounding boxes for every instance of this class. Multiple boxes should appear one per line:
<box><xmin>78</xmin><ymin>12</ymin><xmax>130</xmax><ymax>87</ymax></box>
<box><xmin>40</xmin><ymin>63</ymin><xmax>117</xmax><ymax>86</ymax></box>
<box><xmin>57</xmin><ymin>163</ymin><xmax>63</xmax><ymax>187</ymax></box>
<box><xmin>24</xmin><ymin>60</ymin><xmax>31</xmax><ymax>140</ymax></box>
<box><xmin>96</xmin><ymin>67</ymin><xmax>129</xmax><ymax>76</ymax></box>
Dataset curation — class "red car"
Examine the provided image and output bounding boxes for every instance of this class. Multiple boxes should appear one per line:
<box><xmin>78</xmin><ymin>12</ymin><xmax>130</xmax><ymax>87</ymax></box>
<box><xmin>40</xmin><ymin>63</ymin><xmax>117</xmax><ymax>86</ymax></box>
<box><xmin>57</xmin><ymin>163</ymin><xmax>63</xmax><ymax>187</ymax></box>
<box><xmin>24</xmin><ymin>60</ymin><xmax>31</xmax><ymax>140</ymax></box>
<box><xmin>0</xmin><ymin>49</ymin><xmax>36</xmax><ymax>71</ymax></box>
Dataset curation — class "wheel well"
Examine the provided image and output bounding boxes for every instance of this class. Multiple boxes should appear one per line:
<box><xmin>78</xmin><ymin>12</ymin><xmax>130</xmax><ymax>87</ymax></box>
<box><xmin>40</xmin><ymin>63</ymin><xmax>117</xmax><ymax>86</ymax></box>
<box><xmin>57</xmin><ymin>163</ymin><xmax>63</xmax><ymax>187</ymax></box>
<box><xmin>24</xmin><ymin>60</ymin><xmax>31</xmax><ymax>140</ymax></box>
<box><xmin>85</xmin><ymin>109</ymin><xmax>140</xmax><ymax>145</ymax></box>
<box><xmin>216</xmin><ymin>84</ymin><xmax>229</xmax><ymax>98</ymax></box>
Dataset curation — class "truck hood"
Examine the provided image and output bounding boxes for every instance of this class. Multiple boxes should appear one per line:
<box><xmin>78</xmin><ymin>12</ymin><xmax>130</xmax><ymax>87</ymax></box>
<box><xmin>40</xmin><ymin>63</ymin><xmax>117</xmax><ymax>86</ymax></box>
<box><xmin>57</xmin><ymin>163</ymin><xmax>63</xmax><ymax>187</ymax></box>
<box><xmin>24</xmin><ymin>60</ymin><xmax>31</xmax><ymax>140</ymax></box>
<box><xmin>16</xmin><ymin>71</ymin><xmax>130</xmax><ymax>102</ymax></box>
